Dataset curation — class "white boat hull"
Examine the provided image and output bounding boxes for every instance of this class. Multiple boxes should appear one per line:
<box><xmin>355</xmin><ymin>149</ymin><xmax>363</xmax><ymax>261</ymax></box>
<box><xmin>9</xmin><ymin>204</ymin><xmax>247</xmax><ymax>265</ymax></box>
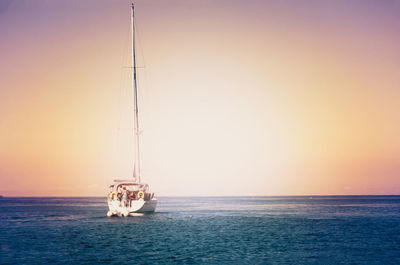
<box><xmin>107</xmin><ymin>199</ymin><xmax>157</xmax><ymax>217</ymax></box>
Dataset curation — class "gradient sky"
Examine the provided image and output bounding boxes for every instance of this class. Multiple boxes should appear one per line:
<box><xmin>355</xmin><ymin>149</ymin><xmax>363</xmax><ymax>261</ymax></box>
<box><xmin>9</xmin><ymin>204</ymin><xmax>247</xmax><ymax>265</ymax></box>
<box><xmin>1</xmin><ymin>0</ymin><xmax>400</xmax><ymax>196</ymax></box>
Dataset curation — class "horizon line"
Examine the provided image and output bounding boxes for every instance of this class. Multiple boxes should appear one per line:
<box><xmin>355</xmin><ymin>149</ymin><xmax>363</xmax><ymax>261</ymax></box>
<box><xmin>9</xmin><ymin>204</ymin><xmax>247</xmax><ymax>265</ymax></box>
<box><xmin>1</xmin><ymin>194</ymin><xmax>400</xmax><ymax>198</ymax></box>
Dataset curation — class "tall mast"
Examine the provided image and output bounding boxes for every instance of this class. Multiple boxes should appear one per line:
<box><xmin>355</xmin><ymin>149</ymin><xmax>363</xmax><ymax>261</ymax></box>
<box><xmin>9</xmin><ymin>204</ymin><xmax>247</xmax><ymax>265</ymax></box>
<box><xmin>131</xmin><ymin>4</ymin><xmax>141</xmax><ymax>183</ymax></box>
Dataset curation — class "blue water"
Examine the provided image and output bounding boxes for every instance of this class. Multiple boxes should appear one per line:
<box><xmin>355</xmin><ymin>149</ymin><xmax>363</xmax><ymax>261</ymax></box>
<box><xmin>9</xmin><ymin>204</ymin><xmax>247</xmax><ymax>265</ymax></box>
<box><xmin>1</xmin><ymin>196</ymin><xmax>400</xmax><ymax>264</ymax></box>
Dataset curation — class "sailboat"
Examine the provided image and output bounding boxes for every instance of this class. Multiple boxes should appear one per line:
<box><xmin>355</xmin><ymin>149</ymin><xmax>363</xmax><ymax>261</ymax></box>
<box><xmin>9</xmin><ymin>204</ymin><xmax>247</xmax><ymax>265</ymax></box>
<box><xmin>107</xmin><ymin>4</ymin><xmax>157</xmax><ymax>217</ymax></box>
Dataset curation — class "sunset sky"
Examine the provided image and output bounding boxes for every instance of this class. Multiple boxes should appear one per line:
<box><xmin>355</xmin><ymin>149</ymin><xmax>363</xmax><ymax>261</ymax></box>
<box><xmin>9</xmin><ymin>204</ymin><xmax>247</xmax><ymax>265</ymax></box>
<box><xmin>1</xmin><ymin>0</ymin><xmax>399</xmax><ymax>196</ymax></box>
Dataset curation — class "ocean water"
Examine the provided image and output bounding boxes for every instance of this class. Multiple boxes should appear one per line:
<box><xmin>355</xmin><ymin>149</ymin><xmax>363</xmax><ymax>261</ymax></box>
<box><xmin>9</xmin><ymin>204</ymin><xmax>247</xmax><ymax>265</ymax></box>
<box><xmin>1</xmin><ymin>196</ymin><xmax>400</xmax><ymax>264</ymax></box>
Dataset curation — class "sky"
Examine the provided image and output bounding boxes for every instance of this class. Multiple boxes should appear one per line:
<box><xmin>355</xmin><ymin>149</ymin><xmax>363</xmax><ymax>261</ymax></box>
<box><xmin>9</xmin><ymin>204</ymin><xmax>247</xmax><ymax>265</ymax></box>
<box><xmin>0</xmin><ymin>0</ymin><xmax>400</xmax><ymax>196</ymax></box>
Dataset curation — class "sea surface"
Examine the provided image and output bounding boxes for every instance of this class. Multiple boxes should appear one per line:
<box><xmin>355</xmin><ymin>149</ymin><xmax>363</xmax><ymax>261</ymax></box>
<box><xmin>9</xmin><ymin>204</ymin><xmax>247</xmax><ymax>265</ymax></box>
<box><xmin>1</xmin><ymin>196</ymin><xmax>400</xmax><ymax>264</ymax></box>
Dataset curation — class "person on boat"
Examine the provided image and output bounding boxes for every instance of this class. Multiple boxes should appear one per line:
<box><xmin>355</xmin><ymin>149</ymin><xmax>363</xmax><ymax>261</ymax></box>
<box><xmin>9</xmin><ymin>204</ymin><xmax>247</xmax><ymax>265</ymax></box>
<box><xmin>108</xmin><ymin>186</ymin><xmax>118</xmax><ymax>201</ymax></box>
<box><xmin>117</xmin><ymin>188</ymin><xmax>122</xmax><ymax>205</ymax></box>
<box><xmin>127</xmin><ymin>189</ymin><xmax>134</xmax><ymax>207</ymax></box>
<box><xmin>122</xmin><ymin>187</ymin><xmax>128</xmax><ymax>207</ymax></box>
<box><xmin>126</xmin><ymin>189</ymin><xmax>132</xmax><ymax>207</ymax></box>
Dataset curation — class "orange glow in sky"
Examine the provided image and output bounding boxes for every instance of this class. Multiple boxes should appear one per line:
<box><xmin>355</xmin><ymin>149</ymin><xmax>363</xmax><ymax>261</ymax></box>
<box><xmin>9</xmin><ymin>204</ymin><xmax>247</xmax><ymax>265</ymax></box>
<box><xmin>1</xmin><ymin>0</ymin><xmax>399</xmax><ymax>196</ymax></box>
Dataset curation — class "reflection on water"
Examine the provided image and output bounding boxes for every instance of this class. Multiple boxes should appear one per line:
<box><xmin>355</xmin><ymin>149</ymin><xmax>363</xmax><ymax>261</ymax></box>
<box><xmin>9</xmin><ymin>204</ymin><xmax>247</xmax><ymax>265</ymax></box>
<box><xmin>1</xmin><ymin>196</ymin><xmax>400</xmax><ymax>264</ymax></box>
